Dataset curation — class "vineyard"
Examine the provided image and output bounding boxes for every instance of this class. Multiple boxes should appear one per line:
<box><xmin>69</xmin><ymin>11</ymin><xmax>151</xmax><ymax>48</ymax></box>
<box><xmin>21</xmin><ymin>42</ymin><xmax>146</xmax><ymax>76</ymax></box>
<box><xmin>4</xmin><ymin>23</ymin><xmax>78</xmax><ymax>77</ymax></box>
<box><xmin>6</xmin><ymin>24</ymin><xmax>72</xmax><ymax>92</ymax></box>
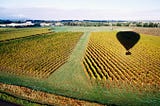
<box><xmin>0</xmin><ymin>28</ymin><xmax>51</xmax><ymax>41</ymax></box>
<box><xmin>0</xmin><ymin>26</ymin><xmax>160</xmax><ymax>106</ymax></box>
<box><xmin>83</xmin><ymin>32</ymin><xmax>160</xmax><ymax>92</ymax></box>
<box><xmin>0</xmin><ymin>32</ymin><xmax>83</xmax><ymax>78</ymax></box>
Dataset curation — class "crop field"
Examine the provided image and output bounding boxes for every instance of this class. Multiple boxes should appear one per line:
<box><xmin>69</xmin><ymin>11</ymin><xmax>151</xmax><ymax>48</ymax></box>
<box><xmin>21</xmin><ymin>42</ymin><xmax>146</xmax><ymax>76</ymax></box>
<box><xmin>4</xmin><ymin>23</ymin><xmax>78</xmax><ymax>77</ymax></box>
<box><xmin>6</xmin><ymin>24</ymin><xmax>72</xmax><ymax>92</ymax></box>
<box><xmin>0</xmin><ymin>32</ymin><xmax>83</xmax><ymax>78</ymax></box>
<box><xmin>82</xmin><ymin>31</ymin><xmax>160</xmax><ymax>92</ymax></box>
<box><xmin>0</xmin><ymin>26</ymin><xmax>160</xmax><ymax>106</ymax></box>
<box><xmin>0</xmin><ymin>28</ymin><xmax>51</xmax><ymax>41</ymax></box>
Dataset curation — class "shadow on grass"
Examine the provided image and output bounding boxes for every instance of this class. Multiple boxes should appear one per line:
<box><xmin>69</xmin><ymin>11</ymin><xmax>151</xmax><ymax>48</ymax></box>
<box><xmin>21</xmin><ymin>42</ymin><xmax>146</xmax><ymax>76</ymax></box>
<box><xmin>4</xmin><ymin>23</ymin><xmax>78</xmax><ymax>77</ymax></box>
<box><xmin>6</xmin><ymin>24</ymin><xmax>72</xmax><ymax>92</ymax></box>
<box><xmin>116</xmin><ymin>31</ymin><xmax>140</xmax><ymax>55</ymax></box>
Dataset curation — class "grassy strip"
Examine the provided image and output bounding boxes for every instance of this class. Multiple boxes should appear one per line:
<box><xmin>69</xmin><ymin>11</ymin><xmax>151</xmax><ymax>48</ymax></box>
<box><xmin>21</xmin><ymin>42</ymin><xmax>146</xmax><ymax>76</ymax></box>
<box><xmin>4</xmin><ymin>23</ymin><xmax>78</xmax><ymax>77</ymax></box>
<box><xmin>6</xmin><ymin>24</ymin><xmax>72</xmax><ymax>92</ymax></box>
<box><xmin>46</xmin><ymin>31</ymin><xmax>92</xmax><ymax>99</ymax></box>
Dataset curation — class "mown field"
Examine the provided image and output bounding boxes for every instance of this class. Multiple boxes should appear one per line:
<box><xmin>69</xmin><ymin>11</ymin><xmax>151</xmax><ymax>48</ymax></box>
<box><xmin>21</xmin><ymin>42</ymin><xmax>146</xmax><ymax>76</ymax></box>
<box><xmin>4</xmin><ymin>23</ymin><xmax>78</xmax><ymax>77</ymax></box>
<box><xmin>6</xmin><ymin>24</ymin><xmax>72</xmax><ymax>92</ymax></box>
<box><xmin>53</xmin><ymin>26</ymin><xmax>131</xmax><ymax>32</ymax></box>
<box><xmin>0</xmin><ymin>26</ymin><xmax>160</xmax><ymax>106</ymax></box>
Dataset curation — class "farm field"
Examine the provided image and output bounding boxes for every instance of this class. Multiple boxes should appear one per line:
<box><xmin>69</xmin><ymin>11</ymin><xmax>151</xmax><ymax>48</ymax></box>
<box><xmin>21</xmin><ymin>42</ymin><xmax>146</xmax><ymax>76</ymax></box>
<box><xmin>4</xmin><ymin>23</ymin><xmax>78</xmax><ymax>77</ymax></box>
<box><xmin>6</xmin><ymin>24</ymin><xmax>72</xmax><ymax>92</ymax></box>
<box><xmin>53</xmin><ymin>26</ymin><xmax>131</xmax><ymax>32</ymax></box>
<box><xmin>0</xmin><ymin>26</ymin><xmax>160</xmax><ymax>106</ymax></box>
<box><xmin>83</xmin><ymin>32</ymin><xmax>160</xmax><ymax>92</ymax></box>
<box><xmin>0</xmin><ymin>31</ymin><xmax>83</xmax><ymax>78</ymax></box>
<box><xmin>0</xmin><ymin>28</ymin><xmax>51</xmax><ymax>41</ymax></box>
<box><xmin>133</xmin><ymin>27</ymin><xmax>160</xmax><ymax>36</ymax></box>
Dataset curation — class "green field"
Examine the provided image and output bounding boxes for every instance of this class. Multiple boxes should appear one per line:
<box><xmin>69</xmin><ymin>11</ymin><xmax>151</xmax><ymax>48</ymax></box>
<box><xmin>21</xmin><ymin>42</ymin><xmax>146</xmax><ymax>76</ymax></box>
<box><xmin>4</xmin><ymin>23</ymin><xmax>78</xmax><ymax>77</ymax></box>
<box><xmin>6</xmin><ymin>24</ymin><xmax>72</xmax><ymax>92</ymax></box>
<box><xmin>53</xmin><ymin>26</ymin><xmax>132</xmax><ymax>32</ymax></box>
<box><xmin>0</xmin><ymin>28</ymin><xmax>51</xmax><ymax>41</ymax></box>
<box><xmin>0</xmin><ymin>26</ymin><xmax>160</xmax><ymax>106</ymax></box>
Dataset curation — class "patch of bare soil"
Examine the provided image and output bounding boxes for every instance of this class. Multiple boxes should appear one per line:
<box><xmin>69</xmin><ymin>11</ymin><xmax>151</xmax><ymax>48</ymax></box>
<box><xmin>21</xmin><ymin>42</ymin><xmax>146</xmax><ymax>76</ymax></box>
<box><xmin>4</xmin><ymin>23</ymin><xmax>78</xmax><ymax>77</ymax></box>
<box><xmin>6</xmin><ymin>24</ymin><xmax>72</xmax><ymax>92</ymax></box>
<box><xmin>0</xmin><ymin>83</ymin><xmax>104</xmax><ymax>106</ymax></box>
<box><xmin>133</xmin><ymin>27</ymin><xmax>160</xmax><ymax>36</ymax></box>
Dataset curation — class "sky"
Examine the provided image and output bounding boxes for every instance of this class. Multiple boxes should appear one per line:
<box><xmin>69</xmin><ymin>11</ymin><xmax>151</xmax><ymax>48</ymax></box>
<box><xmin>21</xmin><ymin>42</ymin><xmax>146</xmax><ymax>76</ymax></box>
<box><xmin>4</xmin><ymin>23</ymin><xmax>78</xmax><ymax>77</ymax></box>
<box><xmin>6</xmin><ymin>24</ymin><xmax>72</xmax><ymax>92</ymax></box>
<box><xmin>0</xmin><ymin>0</ymin><xmax>160</xmax><ymax>20</ymax></box>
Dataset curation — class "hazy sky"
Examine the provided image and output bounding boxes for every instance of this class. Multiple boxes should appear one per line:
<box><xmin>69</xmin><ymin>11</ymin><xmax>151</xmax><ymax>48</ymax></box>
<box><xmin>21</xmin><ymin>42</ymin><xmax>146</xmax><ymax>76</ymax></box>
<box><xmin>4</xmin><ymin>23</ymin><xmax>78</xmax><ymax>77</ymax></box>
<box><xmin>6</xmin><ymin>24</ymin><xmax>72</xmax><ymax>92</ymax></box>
<box><xmin>0</xmin><ymin>0</ymin><xmax>160</xmax><ymax>20</ymax></box>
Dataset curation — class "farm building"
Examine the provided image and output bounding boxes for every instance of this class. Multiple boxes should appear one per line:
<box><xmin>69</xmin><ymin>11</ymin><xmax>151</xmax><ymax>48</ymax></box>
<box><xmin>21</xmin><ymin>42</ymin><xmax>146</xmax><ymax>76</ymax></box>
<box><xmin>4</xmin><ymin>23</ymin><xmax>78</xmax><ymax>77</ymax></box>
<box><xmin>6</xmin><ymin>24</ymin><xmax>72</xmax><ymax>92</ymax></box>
<box><xmin>0</xmin><ymin>21</ymin><xmax>34</xmax><ymax>27</ymax></box>
<box><xmin>40</xmin><ymin>22</ymin><xmax>53</xmax><ymax>27</ymax></box>
<box><xmin>55</xmin><ymin>22</ymin><xmax>64</xmax><ymax>26</ymax></box>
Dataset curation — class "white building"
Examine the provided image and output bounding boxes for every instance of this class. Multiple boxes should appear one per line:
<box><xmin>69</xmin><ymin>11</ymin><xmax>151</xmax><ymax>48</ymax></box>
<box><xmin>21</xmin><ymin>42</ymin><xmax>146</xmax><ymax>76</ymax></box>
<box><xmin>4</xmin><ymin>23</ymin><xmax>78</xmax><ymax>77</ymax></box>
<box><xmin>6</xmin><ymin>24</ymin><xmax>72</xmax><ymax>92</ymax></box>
<box><xmin>0</xmin><ymin>24</ymin><xmax>7</xmax><ymax>27</ymax></box>
<box><xmin>40</xmin><ymin>22</ymin><xmax>53</xmax><ymax>27</ymax></box>
<box><xmin>0</xmin><ymin>21</ymin><xmax>34</xmax><ymax>27</ymax></box>
<box><xmin>55</xmin><ymin>22</ymin><xmax>63</xmax><ymax>26</ymax></box>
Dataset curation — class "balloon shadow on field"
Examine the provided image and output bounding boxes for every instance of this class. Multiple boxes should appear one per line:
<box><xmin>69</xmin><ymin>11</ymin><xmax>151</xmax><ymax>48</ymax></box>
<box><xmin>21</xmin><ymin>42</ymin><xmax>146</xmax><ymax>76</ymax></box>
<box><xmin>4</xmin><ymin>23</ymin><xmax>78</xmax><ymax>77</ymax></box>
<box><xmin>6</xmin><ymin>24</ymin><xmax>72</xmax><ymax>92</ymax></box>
<box><xmin>116</xmin><ymin>31</ymin><xmax>140</xmax><ymax>55</ymax></box>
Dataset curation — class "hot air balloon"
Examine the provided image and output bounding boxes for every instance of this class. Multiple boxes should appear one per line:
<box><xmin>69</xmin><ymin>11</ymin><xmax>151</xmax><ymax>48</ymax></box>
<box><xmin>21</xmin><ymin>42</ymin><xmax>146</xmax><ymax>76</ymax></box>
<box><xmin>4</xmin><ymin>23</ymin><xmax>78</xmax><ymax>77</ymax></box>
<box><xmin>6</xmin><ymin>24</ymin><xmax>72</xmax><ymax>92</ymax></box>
<box><xmin>116</xmin><ymin>31</ymin><xmax>140</xmax><ymax>55</ymax></box>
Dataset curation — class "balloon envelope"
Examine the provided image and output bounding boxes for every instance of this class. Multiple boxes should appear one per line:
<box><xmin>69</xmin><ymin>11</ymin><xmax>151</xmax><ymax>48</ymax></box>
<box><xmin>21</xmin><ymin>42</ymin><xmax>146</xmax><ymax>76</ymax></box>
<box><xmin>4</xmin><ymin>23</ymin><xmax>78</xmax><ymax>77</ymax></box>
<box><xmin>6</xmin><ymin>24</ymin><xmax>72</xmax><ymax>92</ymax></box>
<box><xmin>116</xmin><ymin>31</ymin><xmax>140</xmax><ymax>54</ymax></box>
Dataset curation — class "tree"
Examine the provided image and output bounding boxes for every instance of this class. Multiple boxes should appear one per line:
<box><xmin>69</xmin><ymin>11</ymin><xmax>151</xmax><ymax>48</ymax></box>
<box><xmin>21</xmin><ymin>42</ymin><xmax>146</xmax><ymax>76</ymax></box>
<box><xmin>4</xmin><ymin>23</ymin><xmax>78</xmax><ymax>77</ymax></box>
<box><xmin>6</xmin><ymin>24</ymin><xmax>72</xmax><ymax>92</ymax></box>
<box><xmin>143</xmin><ymin>23</ymin><xmax>148</xmax><ymax>27</ymax></box>
<box><xmin>148</xmin><ymin>22</ymin><xmax>154</xmax><ymax>27</ymax></box>
<box><xmin>116</xmin><ymin>23</ymin><xmax>122</xmax><ymax>26</ymax></box>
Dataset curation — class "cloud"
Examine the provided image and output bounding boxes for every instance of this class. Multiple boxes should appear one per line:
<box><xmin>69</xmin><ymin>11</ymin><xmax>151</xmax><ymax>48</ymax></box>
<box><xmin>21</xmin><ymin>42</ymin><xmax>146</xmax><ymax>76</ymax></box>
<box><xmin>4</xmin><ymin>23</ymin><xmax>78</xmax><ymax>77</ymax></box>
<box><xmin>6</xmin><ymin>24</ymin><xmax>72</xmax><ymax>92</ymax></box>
<box><xmin>0</xmin><ymin>7</ymin><xmax>159</xmax><ymax>20</ymax></box>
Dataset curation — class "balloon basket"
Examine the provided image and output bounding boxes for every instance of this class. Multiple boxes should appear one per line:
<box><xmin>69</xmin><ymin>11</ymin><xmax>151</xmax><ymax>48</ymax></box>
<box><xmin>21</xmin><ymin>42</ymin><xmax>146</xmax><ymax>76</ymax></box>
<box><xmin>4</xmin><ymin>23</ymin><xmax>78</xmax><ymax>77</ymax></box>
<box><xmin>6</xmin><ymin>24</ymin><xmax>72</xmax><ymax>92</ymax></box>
<box><xmin>126</xmin><ymin>51</ymin><xmax>131</xmax><ymax>55</ymax></box>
